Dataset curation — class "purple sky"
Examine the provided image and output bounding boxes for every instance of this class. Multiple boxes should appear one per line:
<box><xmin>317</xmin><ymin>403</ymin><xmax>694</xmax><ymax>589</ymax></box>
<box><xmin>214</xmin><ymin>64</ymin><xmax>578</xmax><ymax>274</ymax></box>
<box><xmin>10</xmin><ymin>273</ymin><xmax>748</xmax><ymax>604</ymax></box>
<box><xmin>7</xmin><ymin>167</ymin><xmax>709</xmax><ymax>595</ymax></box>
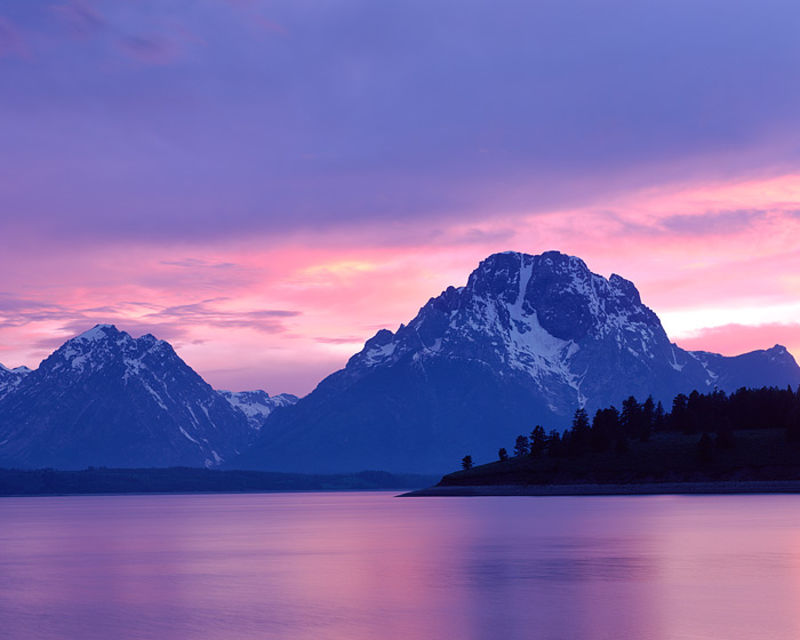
<box><xmin>1</xmin><ymin>1</ymin><xmax>800</xmax><ymax>394</ymax></box>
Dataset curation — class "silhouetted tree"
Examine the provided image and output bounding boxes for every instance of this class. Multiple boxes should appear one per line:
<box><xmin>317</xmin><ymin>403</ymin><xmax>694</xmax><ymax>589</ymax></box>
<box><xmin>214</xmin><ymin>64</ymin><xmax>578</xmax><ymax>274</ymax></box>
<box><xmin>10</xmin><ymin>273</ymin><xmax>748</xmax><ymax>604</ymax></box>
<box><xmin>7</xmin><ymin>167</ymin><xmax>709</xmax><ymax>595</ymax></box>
<box><xmin>621</xmin><ymin>396</ymin><xmax>643</xmax><ymax>438</ymax></box>
<box><xmin>569</xmin><ymin>408</ymin><xmax>591</xmax><ymax>456</ymax></box>
<box><xmin>686</xmin><ymin>390</ymin><xmax>704</xmax><ymax>433</ymax></box>
<box><xmin>591</xmin><ymin>407</ymin><xmax>620</xmax><ymax>452</ymax></box>
<box><xmin>546</xmin><ymin>430</ymin><xmax>564</xmax><ymax>458</ymax></box>
<box><xmin>670</xmin><ymin>393</ymin><xmax>689</xmax><ymax>433</ymax></box>
<box><xmin>514</xmin><ymin>435</ymin><xmax>529</xmax><ymax>457</ymax></box>
<box><xmin>498</xmin><ymin>448</ymin><xmax>509</xmax><ymax>462</ymax></box>
<box><xmin>787</xmin><ymin>403</ymin><xmax>800</xmax><ymax>442</ymax></box>
<box><xmin>641</xmin><ymin>396</ymin><xmax>655</xmax><ymax>441</ymax></box>
<box><xmin>483</xmin><ymin>384</ymin><xmax>800</xmax><ymax>473</ymax></box>
<box><xmin>461</xmin><ymin>455</ymin><xmax>473</xmax><ymax>470</ymax></box>
<box><xmin>530</xmin><ymin>426</ymin><xmax>546</xmax><ymax>457</ymax></box>
<box><xmin>654</xmin><ymin>401</ymin><xmax>666</xmax><ymax>432</ymax></box>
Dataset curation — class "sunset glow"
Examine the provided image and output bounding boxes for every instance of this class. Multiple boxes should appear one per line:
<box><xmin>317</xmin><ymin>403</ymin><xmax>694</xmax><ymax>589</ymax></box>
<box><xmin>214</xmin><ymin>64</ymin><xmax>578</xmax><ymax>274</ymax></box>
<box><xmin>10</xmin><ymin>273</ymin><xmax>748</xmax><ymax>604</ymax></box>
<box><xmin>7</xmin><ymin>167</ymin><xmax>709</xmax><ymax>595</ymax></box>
<box><xmin>2</xmin><ymin>1</ymin><xmax>799</xmax><ymax>395</ymax></box>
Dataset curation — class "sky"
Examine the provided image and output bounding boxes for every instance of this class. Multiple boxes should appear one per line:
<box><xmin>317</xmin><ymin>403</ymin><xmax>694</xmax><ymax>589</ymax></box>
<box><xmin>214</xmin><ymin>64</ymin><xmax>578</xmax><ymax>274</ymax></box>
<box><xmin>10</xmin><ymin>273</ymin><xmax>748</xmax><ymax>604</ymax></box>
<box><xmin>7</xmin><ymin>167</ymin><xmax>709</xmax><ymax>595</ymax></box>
<box><xmin>1</xmin><ymin>0</ymin><xmax>800</xmax><ymax>395</ymax></box>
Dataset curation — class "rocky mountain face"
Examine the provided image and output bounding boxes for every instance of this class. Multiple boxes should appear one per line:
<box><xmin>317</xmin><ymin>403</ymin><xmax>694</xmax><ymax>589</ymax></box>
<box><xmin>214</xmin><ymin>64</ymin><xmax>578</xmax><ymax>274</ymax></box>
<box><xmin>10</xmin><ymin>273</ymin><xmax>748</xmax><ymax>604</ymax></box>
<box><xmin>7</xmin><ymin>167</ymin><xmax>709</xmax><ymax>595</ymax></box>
<box><xmin>216</xmin><ymin>390</ymin><xmax>299</xmax><ymax>430</ymax></box>
<box><xmin>0</xmin><ymin>363</ymin><xmax>31</xmax><ymax>400</ymax></box>
<box><xmin>2</xmin><ymin>252</ymin><xmax>797</xmax><ymax>474</ymax></box>
<box><xmin>235</xmin><ymin>251</ymin><xmax>800</xmax><ymax>474</ymax></box>
<box><xmin>0</xmin><ymin>325</ymin><xmax>295</xmax><ymax>469</ymax></box>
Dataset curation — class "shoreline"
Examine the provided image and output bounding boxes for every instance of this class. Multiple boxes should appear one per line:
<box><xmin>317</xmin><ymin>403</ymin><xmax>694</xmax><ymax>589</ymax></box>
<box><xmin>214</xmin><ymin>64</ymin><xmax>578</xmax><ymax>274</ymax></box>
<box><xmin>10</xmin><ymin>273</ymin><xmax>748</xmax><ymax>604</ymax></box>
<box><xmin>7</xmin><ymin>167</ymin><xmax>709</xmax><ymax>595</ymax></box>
<box><xmin>400</xmin><ymin>480</ymin><xmax>800</xmax><ymax>497</ymax></box>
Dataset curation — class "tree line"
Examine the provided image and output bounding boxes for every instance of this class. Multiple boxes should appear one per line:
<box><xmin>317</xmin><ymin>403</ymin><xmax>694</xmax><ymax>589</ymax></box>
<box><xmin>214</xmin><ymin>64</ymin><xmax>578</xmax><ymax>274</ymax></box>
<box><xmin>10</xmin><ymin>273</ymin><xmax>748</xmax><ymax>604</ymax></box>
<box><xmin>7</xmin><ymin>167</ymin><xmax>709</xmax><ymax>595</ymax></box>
<box><xmin>461</xmin><ymin>385</ymin><xmax>800</xmax><ymax>469</ymax></box>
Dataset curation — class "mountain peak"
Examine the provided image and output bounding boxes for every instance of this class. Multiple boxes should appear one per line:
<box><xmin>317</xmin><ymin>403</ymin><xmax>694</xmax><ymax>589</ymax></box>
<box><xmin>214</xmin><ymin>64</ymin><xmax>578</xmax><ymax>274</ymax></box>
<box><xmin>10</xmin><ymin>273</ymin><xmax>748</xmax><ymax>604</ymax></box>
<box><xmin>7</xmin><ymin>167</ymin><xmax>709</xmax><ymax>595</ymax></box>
<box><xmin>242</xmin><ymin>250</ymin><xmax>800</xmax><ymax>474</ymax></box>
<box><xmin>765</xmin><ymin>344</ymin><xmax>797</xmax><ymax>364</ymax></box>
<box><xmin>345</xmin><ymin>249</ymin><xmax>667</xmax><ymax>394</ymax></box>
<box><xmin>0</xmin><ymin>363</ymin><xmax>32</xmax><ymax>375</ymax></box>
<box><xmin>0</xmin><ymin>326</ymin><xmax>257</xmax><ymax>469</ymax></box>
<box><xmin>44</xmin><ymin>325</ymin><xmax>174</xmax><ymax>378</ymax></box>
<box><xmin>0</xmin><ymin>362</ymin><xmax>31</xmax><ymax>400</ymax></box>
<box><xmin>217</xmin><ymin>389</ymin><xmax>300</xmax><ymax>429</ymax></box>
<box><xmin>73</xmin><ymin>324</ymin><xmax>122</xmax><ymax>342</ymax></box>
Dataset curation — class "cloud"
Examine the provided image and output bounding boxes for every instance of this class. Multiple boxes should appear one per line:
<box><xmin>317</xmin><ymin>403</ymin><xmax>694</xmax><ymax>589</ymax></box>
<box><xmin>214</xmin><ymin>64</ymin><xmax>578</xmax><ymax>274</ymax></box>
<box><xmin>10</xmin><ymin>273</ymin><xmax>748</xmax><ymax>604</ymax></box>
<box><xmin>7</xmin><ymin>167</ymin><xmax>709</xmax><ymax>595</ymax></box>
<box><xmin>0</xmin><ymin>16</ymin><xmax>29</xmax><ymax>59</ymax></box>
<box><xmin>660</xmin><ymin>209</ymin><xmax>767</xmax><ymax>236</ymax></box>
<box><xmin>160</xmin><ymin>258</ymin><xmax>238</xmax><ymax>269</ymax></box>
<box><xmin>144</xmin><ymin>299</ymin><xmax>301</xmax><ymax>334</ymax></box>
<box><xmin>314</xmin><ymin>336</ymin><xmax>365</xmax><ymax>345</ymax></box>
<box><xmin>2</xmin><ymin>1</ymin><xmax>800</xmax><ymax>245</ymax></box>
<box><xmin>117</xmin><ymin>34</ymin><xmax>177</xmax><ymax>64</ymax></box>
<box><xmin>1</xmin><ymin>0</ymin><xmax>800</xmax><ymax>393</ymax></box>
<box><xmin>0</xmin><ymin>294</ymin><xmax>301</xmax><ymax>339</ymax></box>
<box><xmin>0</xmin><ymin>295</ymin><xmax>55</xmax><ymax>313</ymax></box>
<box><xmin>0</xmin><ymin>296</ymin><xmax>82</xmax><ymax>328</ymax></box>
<box><xmin>50</xmin><ymin>0</ymin><xmax>106</xmax><ymax>38</ymax></box>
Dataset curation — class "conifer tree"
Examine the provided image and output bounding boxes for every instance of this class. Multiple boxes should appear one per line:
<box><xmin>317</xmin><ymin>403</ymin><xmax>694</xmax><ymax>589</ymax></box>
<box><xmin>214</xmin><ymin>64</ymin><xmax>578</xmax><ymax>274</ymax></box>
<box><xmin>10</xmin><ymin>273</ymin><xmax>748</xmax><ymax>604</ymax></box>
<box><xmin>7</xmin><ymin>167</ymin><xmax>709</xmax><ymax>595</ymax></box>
<box><xmin>514</xmin><ymin>435</ymin><xmax>530</xmax><ymax>457</ymax></box>
<box><xmin>530</xmin><ymin>426</ymin><xmax>546</xmax><ymax>457</ymax></box>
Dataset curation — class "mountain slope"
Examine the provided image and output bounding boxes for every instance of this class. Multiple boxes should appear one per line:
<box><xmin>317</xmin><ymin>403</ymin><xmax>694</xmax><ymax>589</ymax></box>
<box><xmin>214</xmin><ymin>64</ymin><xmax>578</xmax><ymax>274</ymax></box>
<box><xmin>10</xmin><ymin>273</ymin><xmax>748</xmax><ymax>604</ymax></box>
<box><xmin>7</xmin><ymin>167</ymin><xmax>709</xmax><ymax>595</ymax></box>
<box><xmin>0</xmin><ymin>325</ymin><xmax>258</xmax><ymax>469</ymax></box>
<box><xmin>216</xmin><ymin>390</ymin><xmax>299</xmax><ymax>429</ymax></box>
<box><xmin>0</xmin><ymin>363</ymin><xmax>31</xmax><ymax>401</ymax></box>
<box><xmin>235</xmin><ymin>251</ymin><xmax>800</xmax><ymax>474</ymax></box>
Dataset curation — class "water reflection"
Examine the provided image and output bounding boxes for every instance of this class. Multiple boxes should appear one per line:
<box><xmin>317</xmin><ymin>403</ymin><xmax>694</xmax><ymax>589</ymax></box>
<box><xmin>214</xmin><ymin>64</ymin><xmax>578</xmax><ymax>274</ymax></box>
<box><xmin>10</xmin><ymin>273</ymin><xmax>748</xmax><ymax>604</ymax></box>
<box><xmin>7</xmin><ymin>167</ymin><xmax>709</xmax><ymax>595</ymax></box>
<box><xmin>2</xmin><ymin>493</ymin><xmax>800</xmax><ymax>639</ymax></box>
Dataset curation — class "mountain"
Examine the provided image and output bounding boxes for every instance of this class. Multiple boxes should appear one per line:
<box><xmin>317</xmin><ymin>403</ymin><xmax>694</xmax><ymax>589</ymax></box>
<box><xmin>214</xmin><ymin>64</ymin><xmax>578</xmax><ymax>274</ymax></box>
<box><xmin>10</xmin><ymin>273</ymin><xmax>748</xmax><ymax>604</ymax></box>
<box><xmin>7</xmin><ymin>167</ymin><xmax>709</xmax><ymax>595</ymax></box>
<box><xmin>216</xmin><ymin>390</ymin><xmax>299</xmax><ymax>429</ymax></box>
<box><xmin>234</xmin><ymin>250</ymin><xmax>800</xmax><ymax>474</ymax></box>
<box><xmin>0</xmin><ymin>363</ymin><xmax>31</xmax><ymax>400</ymax></box>
<box><xmin>0</xmin><ymin>325</ymin><xmax>283</xmax><ymax>469</ymax></box>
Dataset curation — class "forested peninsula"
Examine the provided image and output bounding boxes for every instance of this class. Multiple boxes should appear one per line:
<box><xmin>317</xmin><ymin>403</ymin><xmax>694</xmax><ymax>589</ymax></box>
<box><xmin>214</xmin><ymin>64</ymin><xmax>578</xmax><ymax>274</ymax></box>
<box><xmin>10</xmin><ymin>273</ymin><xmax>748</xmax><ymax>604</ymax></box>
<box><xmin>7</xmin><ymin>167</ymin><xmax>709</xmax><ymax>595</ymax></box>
<box><xmin>407</xmin><ymin>386</ymin><xmax>800</xmax><ymax>496</ymax></box>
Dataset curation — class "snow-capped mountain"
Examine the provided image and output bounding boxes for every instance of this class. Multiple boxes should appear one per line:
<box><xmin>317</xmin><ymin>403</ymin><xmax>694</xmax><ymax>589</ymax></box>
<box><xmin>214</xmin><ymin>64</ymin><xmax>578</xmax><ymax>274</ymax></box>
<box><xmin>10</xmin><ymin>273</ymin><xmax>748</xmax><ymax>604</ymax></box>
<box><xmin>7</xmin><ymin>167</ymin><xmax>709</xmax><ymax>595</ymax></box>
<box><xmin>0</xmin><ymin>325</ymin><xmax>286</xmax><ymax>469</ymax></box>
<box><xmin>0</xmin><ymin>363</ymin><xmax>31</xmax><ymax>400</ymax></box>
<box><xmin>217</xmin><ymin>389</ymin><xmax>299</xmax><ymax>429</ymax></box>
<box><xmin>235</xmin><ymin>251</ymin><xmax>800</xmax><ymax>474</ymax></box>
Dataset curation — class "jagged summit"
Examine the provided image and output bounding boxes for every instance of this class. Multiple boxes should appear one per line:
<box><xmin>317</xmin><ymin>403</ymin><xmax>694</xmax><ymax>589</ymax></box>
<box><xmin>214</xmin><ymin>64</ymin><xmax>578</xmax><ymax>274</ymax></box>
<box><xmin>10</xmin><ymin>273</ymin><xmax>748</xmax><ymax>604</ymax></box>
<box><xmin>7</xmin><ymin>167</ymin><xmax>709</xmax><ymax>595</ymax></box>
<box><xmin>347</xmin><ymin>250</ymin><xmax>670</xmax><ymax>413</ymax></box>
<box><xmin>0</xmin><ymin>363</ymin><xmax>32</xmax><ymax>373</ymax></box>
<box><xmin>73</xmin><ymin>323</ymin><xmax>120</xmax><ymax>340</ymax></box>
<box><xmin>0</xmin><ymin>326</ymin><xmax>286</xmax><ymax>469</ymax></box>
<box><xmin>216</xmin><ymin>389</ymin><xmax>299</xmax><ymax>429</ymax></box>
<box><xmin>238</xmin><ymin>250</ymin><xmax>800</xmax><ymax>474</ymax></box>
<box><xmin>0</xmin><ymin>362</ymin><xmax>31</xmax><ymax>400</ymax></box>
<box><xmin>44</xmin><ymin>324</ymin><xmax>172</xmax><ymax>378</ymax></box>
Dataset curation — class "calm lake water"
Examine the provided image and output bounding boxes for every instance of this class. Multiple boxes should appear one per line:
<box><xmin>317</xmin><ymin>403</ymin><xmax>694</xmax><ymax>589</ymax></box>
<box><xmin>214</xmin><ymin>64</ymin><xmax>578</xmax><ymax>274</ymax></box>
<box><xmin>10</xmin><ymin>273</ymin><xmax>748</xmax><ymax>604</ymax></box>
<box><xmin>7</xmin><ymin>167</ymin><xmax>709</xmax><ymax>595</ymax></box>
<box><xmin>2</xmin><ymin>491</ymin><xmax>800</xmax><ymax>640</ymax></box>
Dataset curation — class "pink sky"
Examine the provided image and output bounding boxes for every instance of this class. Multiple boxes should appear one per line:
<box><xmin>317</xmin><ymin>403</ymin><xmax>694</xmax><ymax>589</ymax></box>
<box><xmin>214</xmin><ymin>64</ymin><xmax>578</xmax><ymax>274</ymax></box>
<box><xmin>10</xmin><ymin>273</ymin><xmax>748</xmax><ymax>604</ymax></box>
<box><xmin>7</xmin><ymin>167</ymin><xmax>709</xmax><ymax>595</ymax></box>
<box><xmin>2</xmin><ymin>171</ymin><xmax>799</xmax><ymax>396</ymax></box>
<box><xmin>2</xmin><ymin>1</ymin><xmax>800</xmax><ymax>395</ymax></box>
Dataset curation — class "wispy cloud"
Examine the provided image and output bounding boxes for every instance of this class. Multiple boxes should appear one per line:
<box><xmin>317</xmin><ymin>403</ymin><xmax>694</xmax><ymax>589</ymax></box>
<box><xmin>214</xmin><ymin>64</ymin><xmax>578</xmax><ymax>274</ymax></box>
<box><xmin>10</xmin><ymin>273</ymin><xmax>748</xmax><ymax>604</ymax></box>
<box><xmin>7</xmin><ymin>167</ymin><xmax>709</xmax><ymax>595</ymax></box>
<box><xmin>0</xmin><ymin>16</ymin><xmax>30</xmax><ymax>59</ymax></box>
<box><xmin>660</xmin><ymin>209</ymin><xmax>767</xmax><ymax>236</ymax></box>
<box><xmin>50</xmin><ymin>0</ymin><xmax>106</xmax><ymax>38</ymax></box>
<box><xmin>145</xmin><ymin>299</ymin><xmax>300</xmax><ymax>334</ymax></box>
<box><xmin>160</xmin><ymin>258</ymin><xmax>238</xmax><ymax>269</ymax></box>
<box><xmin>1</xmin><ymin>1</ymin><xmax>800</xmax><ymax>392</ymax></box>
<box><xmin>314</xmin><ymin>336</ymin><xmax>365</xmax><ymax>345</ymax></box>
<box><xmin>117</xmin><ymin>34</ymin><xmax>177</xmax><ymax>64</ymax></box>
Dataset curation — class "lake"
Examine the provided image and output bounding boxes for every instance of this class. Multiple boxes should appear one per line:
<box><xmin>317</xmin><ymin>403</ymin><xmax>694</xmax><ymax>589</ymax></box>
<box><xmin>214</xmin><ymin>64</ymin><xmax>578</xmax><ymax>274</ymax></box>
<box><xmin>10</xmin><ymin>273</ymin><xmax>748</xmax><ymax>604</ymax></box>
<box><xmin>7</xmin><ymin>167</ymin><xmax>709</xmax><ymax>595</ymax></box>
<box><xmin>2</xmin><ymin>491</ymin><xmax>800</xmax><ymax>639</ymax></box>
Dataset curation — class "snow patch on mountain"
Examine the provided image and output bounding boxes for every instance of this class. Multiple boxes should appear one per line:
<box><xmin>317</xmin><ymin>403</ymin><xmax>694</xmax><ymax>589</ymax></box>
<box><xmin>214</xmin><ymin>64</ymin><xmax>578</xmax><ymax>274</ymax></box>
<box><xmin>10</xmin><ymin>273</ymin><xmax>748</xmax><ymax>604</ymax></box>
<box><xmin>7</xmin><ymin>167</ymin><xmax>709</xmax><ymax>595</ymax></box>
<box><xmin>217</xmin><ymin>389</ymin><xmax>299</xmax><ymax>429</ymax></box>
<box><xmin>0</xmin><ymin>324</ymin><xmax>262</xmax><ymax>469</ymax></box>
<box><xmin>0</xmin><ymin>363</ymin><xmax>31</xmax><ymax>400</ymax></box>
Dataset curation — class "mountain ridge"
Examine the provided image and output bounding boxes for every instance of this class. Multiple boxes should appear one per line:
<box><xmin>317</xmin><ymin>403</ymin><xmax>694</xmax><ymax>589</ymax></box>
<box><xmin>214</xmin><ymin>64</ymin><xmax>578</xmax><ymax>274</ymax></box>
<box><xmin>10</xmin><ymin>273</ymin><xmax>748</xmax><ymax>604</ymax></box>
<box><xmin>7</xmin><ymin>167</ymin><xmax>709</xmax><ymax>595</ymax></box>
<box><xmin>234</xmin><ymin>250</ymin><xmax>800</xmax><ymax>474</ymax></box>
<box><xmin>0</xmin><ymin>324</ymin><xmax>296</xmax><ymax>469</ymax></box>
<box><xmin>1</xmin><ymin>251</ymin><xmax>797</xmax><ymax>474</ymax></box>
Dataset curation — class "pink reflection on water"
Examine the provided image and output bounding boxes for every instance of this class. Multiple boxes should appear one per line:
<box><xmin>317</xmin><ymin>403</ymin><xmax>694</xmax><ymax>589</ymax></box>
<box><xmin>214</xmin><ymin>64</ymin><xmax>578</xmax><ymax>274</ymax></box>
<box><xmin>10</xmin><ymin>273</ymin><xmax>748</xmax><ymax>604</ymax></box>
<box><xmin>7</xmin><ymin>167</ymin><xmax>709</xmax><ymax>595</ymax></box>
<box><xmin>3</xmin><ymin>493</ymin><xmax>800</xmax><ymax>639</ymax></box>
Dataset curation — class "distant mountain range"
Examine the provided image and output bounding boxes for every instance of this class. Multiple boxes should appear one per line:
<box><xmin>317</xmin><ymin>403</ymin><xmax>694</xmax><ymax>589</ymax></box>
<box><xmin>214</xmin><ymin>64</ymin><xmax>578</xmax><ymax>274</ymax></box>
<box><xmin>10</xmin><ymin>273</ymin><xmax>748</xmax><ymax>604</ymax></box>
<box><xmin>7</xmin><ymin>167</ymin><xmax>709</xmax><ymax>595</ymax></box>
<box><xmin>235</xmin><ymin>251</ymin><xmax>800</xmax><ymax>473</ymax></box>
<box><xmin>0</xmin><ymin>325</ymin><xmax>296</xmax><ymax>469</ymax></box>
<box><xmin>1</xmin><ymin>251</ymin><xmax>798</xmax><ymax>473</ymax></box>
